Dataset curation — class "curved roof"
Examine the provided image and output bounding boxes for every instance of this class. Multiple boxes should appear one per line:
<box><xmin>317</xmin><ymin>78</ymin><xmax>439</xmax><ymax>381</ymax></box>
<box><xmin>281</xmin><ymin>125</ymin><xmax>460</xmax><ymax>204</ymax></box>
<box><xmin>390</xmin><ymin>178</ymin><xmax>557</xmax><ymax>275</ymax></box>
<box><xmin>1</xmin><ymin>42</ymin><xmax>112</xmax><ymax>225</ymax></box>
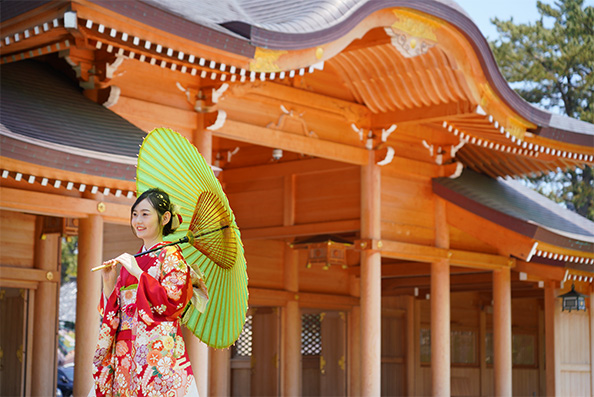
<box><xmin>79</xmin><ymin>0</ymin><xmax>593</xmax><ymax>166</ymax></box>
<box><xmin>139</xmin><ymin>0</ymin><xmax>469</xmax><ymax>36</ymax></box>
<box><xmin>433</xmin><ymin>169</ymin><xmax>594</xmax><ymax>260</ymax></box>
<box><xmin>1</xmin><ymin>0</ymin><xmax>592</xmax><ymax>180</ymax></box>
<box><xmin>1</xmin><ymin>60</ymin><xmax>141</xmax><ymax>184</ymax></box>
<box><xmin>129</xmin><ymin>0</ymin><xmax>592</xmax><ymax>137</ymax></box>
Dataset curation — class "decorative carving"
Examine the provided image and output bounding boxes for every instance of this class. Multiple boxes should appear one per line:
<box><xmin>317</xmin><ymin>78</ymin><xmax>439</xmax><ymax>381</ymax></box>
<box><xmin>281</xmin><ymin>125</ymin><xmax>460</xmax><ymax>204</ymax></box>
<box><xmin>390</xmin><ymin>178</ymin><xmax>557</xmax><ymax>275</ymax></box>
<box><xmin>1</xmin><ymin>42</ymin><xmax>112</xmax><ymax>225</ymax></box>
<box><xmin>267</xmin><ymin>105</ymin><xmax>318</xmax><ymax>138</ymax></box>
<box><xmin>384</xmin><ymin>26</ymin><xmax>436</xmax><ymax>58</ymax></box>
<box><xmin>385</xmin><ymin>11</ymin><xmax>438</xmax><ymax>58</ymax></box>
<box><xmin>376</xmin><ymin>146</ymin><xmax>395</xmax><ymax>166</ymax></box>
<box><xmin>206</xmin><ymin>110</ymin><xmax>227</xmax><ymax>131</ymax></box>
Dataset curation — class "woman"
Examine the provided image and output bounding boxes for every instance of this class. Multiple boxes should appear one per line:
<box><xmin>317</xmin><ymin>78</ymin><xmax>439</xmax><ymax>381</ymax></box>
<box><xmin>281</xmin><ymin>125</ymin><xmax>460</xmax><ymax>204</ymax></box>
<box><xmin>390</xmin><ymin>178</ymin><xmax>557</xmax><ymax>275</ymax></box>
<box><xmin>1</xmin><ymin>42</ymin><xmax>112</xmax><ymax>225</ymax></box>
<box><xmin>91</xmin><ymin>188</ymin><xmax>206</xmax><ymax>397</ymax></box>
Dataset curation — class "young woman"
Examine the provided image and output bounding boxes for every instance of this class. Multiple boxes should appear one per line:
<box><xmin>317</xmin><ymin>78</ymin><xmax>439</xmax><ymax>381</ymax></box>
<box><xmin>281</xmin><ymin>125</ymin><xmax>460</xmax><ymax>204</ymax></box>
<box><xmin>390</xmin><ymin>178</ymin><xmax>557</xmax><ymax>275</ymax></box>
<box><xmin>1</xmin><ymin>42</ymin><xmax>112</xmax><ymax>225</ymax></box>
<box><xmin>91</xmin><ymin>188</ymin><xmax>206</xmax><ymax>397</ymax></box>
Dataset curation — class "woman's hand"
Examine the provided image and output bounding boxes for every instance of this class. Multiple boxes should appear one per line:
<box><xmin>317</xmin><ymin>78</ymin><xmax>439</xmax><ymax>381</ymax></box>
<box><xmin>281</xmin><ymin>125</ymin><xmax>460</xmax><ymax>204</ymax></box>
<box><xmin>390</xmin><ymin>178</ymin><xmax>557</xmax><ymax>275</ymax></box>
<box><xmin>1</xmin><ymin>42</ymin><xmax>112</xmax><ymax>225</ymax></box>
<box><xmin>114</xmin><ymin>253</ymin><xmax>143</xmax><ymax>280</ymax></box>
<box><xmin>101</xmin><ymin>261</ymin><xmax>118</xmax><ymax>297</ymax></box>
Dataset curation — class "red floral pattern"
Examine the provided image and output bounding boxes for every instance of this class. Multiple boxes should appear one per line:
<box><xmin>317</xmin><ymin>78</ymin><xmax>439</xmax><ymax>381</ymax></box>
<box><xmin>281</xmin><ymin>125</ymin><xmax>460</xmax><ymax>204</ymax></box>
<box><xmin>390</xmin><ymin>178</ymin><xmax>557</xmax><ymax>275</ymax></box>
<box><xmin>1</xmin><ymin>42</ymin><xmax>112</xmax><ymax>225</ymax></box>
<box><xmin>91</xmin><ymin>244</ymin><xmax>198</xmax><ymax>397</ymax></box>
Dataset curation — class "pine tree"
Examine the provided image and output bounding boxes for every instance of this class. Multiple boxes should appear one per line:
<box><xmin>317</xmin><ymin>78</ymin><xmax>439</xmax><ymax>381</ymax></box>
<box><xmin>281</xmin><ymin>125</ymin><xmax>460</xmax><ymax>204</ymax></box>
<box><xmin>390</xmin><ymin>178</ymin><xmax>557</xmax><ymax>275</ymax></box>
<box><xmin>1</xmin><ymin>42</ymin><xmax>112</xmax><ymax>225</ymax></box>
<box><xmin>489</xmin><ymin>0</ymin><xmax>594</xmax><ymax>220</ymax></box>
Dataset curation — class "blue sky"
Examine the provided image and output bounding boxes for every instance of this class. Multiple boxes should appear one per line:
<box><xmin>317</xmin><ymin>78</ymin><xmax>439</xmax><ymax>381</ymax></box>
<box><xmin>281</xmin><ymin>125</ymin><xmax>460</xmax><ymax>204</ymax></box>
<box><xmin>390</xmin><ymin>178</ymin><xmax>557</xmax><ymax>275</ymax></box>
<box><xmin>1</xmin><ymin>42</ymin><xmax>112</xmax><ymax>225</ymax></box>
<box><xmin>453</xmin><ymin>0</ymin><xmax>594</xmax><ymax>40</ymax></box>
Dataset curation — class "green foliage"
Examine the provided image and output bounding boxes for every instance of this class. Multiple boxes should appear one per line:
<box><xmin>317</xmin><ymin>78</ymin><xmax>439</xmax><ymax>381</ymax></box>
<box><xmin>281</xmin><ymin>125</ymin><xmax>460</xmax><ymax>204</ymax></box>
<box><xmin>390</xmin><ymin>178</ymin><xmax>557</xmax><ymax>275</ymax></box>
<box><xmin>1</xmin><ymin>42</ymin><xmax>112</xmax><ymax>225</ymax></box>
<box><xmin>490</xmin><ymin>0</ymin><xmax>594</xmax><ymax>121</ymax></box>
<box><xmin>61</xmin><ymin>236</ymin><xmax>78</xmax><ymax>283</ymax></box>
<box><xmin>489</xmin><ymin>0</ymin><xmax>594</xmax><ymax>220</ymax></box>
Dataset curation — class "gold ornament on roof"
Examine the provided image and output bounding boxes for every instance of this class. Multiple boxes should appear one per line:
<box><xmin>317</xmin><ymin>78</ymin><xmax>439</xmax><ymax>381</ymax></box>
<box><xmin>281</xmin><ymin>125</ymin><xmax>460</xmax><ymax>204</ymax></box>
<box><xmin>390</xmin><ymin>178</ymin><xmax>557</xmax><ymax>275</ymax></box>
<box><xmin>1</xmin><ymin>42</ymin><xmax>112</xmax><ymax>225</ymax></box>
<box><xmin>386</xmin><ymin>10</ymin><xmax>439</xmax><ymax>58</ymax></box>
<box><xmin>250</xmin><ymin>48</ymin><xmax>287</xmax><ymax>72</ymax></box>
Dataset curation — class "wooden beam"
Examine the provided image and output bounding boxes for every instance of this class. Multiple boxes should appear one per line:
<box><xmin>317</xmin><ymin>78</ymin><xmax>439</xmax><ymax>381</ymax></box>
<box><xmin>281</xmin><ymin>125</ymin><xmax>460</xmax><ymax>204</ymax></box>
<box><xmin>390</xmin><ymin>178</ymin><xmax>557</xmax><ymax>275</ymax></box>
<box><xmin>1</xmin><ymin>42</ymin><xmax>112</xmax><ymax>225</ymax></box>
<box><xmin>241</xmin><ymin>219</ymin><xmax>360</xmax><ymax>240</ymax></box>
<box><xmin>358</xmin><ymin>239</ymin><xmax>514</xmax><ymax>270</ymax></box>
<box><xmin>212</xmin><ymin>119</ymin><xmax>370</xmax><ymax>165</ymax></box>
<box><xmin>348</xmin><ymin>262</ymin><xmax>483</xmax><ymax>277</ymax></box>
<box><xmin>383</xmin><ymin>273</ymin><xmax>493</xmax><ymax>290</ymax></box>
<box><xmin>379</xmin><ymin>156</ymin><xmax>462</xmax><ymax>179</ymax></box>
<box><xmin>371</xmin><ymin>101</ymin><xmax>474</xmax><ymax>129</ymax></box>
<box><xmin>248</xmin><ymin>287</ymin><xmax>358</xmax><ymax>309</ymax></box>
<box><xmin>227</xmin><ymin>81</ymin><xmax>372</xmax><ymax>126</ymax></box>
<box><xmin>0</xmin><ymin>266</ymin><xmax>59</xmax><ymax>284</ymax></box>
<box><xmin>222</xmin><ymin>158</ymin><xmax>355</xmax><ymax>182</ymax></box>
<box><xmin>514</xmin><ymin>260</ymin><xmax>566</xmax><ymax>282</ymax></box>
<box><xmin>0</xmin><ymin>187</ymin><xmax>130</xmax><ymax>224</ymax></box>
<box><xmin>0</xmin><ymin>156</ymin><xmax>135</xmax><ymax>192</ymax></box>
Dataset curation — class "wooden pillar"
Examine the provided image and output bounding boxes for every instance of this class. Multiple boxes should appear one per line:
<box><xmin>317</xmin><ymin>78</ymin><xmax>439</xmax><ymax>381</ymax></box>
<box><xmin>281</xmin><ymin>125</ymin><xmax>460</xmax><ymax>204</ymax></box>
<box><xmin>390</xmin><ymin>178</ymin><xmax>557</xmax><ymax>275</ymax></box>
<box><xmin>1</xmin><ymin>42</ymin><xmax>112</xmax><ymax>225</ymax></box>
<box><xmin>73</xmin><ymin>214</ymin><xmax>103</xmax><ymax>396</ymax></box>
<box><xmin>360</xmin><ymin>152</ymin><xmax>381</xmax><ymax>396</ymax></box>
<box><xmin>406</xmin><ymin>296</ymin><xmax>415</xmax><ymax>397</ymax></box>
<box><xmin>282</xmin><ymin>246</ymin><xmax>301</xmax><ymax>396</ymax></box>
<box><xmin>493</xmin><ymin>267</ymin><xmax>512</xmax><ymax>396</ymax></box>
<box><xmin>209</xmin><ymin>349</ymin><xmax>230</xmax><ymax>397</ymax></box>
<box><xmin>31</xmin><ymin>226</ymin><xmax>59</xmax><ymax>396</ymax></box>
<box><xmin>590</xmin><ymin>286</ymin><xmax>594</xmax><ymax>397</ymax></box>
<box><xmin>348</xmin><ymin>270</ymin><xmax>361</xmax><ymax>396</ymax></box>
<box><xmin>190</xmin><ymin>124</ymin><xmax>213</xmax><ymax>397</ymax></box>
<box><xmin>589</xmin><ymin>284</ymin><xmax>594</xmax><ymax>397</ymax></box>
<box><xmin>195</xmin><ymin>127</ymin><xmax>212</xmax><ymax>162</ymax></box>
<box><xmin>544</xmin><ymin>281</ymin><xmax>560</xmax><ymax>396</ymax></box>
<box><xmin>432</xmin><ymin>198</ymin><xmax>450</xmax><ymax>397</ymax></box>
<box><xmin>479</xmin><ymin>309</ymin><xmax>488</xmax><ymax>396</ymax></box>
<box><xmin>414</xmin><ymin>299</ymin><xmax>422</xmax><ymax>394</ymax></box>
<box><xmin>349</xmin><ymin>304</ymin><xmax>361</xmax><ymax>396</ymax></box>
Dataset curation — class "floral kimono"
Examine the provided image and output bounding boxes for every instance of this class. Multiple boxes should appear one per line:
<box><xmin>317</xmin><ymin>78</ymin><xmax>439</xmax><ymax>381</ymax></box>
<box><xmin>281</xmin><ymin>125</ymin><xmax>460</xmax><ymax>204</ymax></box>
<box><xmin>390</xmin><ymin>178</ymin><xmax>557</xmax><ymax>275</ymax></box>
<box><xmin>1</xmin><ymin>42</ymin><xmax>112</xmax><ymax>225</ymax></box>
<box><xmin>91</xmin><ymin>243</ymin><xmax>200</xmax><ymax>397</ymax></box>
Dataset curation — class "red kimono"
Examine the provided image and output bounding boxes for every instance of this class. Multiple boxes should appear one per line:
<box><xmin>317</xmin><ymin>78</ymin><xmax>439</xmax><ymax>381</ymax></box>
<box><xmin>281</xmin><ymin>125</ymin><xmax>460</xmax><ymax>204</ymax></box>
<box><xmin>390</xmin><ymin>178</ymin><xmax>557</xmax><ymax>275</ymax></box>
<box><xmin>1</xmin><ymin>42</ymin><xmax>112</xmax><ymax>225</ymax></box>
<box><xmin>91</xmin><ymin>243</ymin><xmax>199</xmax><ymax>397</ymax></box>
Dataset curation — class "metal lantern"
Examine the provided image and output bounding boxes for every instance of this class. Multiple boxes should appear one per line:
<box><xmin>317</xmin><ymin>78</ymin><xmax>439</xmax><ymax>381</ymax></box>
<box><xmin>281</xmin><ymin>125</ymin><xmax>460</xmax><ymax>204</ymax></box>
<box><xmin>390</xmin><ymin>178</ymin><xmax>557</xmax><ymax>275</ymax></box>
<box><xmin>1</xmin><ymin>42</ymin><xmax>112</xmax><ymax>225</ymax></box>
<box><xmin>290</xmin><ymin>235</ymin><xmax>353</xmax><ymax>270</ymax></box>
<box><xmin>558</xmin><ymin>284</ymin><xmax>587</xmax><ymax>312</ymax></box>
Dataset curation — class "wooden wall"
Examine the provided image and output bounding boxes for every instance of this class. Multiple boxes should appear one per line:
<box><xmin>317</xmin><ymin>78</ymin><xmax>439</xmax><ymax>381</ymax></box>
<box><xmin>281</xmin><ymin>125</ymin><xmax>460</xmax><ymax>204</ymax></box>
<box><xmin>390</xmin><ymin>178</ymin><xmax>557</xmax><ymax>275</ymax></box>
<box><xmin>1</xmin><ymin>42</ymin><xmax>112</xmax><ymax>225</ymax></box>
<box><xmin>0</xmin><ymin>210</ymin><xmax>36</xmax><ymax>267</ymax></box>
<box><xmin>401</xmin><ymin>292</ymin><xmax>545</xmax><ymax>397</ymax></box>
<box><xmin>558</xmin><ymin>307</ymin><xmax>592</xmax><ymax>396</ymax></box>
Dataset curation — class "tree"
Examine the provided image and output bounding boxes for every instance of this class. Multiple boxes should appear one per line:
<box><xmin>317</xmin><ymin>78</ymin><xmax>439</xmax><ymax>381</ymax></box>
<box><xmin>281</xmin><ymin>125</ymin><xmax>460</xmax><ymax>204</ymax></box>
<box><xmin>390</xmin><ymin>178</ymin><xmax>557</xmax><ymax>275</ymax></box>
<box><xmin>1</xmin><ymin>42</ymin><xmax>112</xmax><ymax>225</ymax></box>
<box><xmin>61</xmin><ymin>236</ymin><xmax>78</xmax><ymax>283</ymax></box>
<box><xmin>489</xmin><ymin>0</ymin><xmax>594</xmax><ymax>220</ymax></box>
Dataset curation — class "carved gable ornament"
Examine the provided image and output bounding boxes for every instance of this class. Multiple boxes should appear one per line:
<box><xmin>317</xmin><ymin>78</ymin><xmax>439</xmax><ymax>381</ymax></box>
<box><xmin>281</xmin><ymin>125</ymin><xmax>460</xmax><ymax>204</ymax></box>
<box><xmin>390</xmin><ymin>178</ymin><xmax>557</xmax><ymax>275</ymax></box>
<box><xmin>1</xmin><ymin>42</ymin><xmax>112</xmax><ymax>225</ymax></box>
<box><xmin>385</xmin><ymin>10</ymin><xmax>439</xmax><ymax>58</ymax></box>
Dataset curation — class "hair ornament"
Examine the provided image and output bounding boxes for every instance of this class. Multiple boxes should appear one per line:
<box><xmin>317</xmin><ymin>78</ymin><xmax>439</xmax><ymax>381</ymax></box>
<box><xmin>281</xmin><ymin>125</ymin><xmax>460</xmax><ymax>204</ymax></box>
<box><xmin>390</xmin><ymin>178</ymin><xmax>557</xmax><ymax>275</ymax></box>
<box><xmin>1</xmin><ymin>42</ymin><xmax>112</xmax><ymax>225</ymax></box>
<box><xmin>171</xmin><ymin>203</ymin><xmax>183</xmax><ymax>230</ymax></box>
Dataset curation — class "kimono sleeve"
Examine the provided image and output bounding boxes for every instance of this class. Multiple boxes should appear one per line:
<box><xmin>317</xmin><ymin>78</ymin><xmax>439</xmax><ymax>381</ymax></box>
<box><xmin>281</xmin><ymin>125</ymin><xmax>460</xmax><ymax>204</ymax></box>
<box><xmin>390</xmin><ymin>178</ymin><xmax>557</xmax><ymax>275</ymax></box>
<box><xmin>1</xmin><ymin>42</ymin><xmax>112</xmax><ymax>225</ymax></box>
<box><xmin>136</xmin><ymin>246</ymin><xmax>192</xmax><ymax>326</ymax></box>
<box><xmin>98</xmin><ymin>275</ymin><xmax>121</xmax><ymax>331</ymax></box>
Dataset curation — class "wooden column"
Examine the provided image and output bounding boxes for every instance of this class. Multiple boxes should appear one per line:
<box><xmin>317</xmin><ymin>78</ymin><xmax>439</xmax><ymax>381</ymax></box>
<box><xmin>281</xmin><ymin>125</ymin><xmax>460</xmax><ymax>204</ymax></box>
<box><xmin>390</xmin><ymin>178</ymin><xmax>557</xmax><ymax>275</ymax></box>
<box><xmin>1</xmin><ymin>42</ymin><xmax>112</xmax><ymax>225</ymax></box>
<box><xmin>493</xmin><ymin>267</ymin><xmax>512</xmax><ymax>396</ymax></box>
<box><xmin>348</xmin><ymin>271</ymin><xmax>361</xmax><ymax>396</ymax></box>
<box><xmin>544</xmin><ymin>281</ymin><xmax>560</xmax><ymax>396</ymax></box>
<box><xmin>73</xmin><ymin>214</ymin><xmax>103</xmax><ymax>396</ymax></box>
<box><xmin>590</xmin><ymin>286</ymin><xmax>594</xmax><ymax>397</ymax></box>
<box><xmin>432</xmin><ymin>198</ymin><xmax>450</xmax><ymax>396</ymax></box>
<box><xmin>360</xmin><ymin>152</ymin><xmax>381</xmax><ymax>396</ymax></box>
<box><xmin>31</xmin><ymin>226</ymin><xmax>59</xmax><ymax>396</ymax></box>
<box><xmin>479</xmin><ymin>309</ymin><xmax>488</xmax><ymax>396</ymax></box>
<box><xmin>209</xmin><ymin>349</ymin><xmax>230</xmax><ymax>397</ymax></box>
<box><xmin>406</xmin><ymin>296</ymin><xmax>415</xmax><ymax>397</ymax></box>
<box><xmin>189</xmin><ymin>124</ymin><xmax>213</xmax><ymax>397</ymax></box>
<box><xmin>349</xmin><ymin>304</ymin><xmax>361</xmax><ymax>396</ymax></box>
<box><xmin>283</xmin><ymin>246</ymin><xmax>301</xmax><ymax>396</ymax></box>
<box><xmin>414</xmin><ymin>299</ymin><xmax>422</xmax><ymax>393</ymax></box>
<box><xmin>589</xmin><ymin>284</ymin><xmax>594</xmax><ymax>397</ymax></box>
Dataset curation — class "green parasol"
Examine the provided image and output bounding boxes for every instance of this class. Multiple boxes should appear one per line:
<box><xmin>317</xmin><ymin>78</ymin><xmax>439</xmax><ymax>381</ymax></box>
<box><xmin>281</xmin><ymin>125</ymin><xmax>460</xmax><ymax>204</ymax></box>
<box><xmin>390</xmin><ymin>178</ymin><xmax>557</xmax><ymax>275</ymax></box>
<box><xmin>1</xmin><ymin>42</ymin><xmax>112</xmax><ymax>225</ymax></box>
<box><xmin>136</xmin><ymin>127</ymin><xmax>248</xmax><ymax>349</ymax></box>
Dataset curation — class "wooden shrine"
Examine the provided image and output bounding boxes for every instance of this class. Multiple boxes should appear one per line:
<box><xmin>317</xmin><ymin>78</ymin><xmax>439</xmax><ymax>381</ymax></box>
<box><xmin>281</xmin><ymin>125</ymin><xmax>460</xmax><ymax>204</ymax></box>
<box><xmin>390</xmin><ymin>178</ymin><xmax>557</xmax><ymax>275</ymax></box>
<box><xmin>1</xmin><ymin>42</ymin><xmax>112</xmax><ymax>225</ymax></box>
<box><xmin>1</xmin><ymin>0</ymin><xmax>593</xmax><ymax>396</ymax></box>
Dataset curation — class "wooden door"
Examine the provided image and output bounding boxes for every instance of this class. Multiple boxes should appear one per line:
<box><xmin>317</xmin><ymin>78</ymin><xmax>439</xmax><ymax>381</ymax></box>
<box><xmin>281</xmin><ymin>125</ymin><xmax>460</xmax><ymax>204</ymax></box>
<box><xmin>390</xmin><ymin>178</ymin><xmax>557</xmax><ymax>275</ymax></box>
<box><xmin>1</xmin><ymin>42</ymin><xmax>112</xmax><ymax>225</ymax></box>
<box><xmin>302</xmin><ymin>311</ymin><xmax>347</xmax><ymax>396</ymax></box>
<box><xmin>231</xmin><ymin>314</ymin><xmax>252</xmax><ymax>397</ymax></box>
<box><xmin>251</xmin><ymin>307</ymin><xmax>280</xmax><ymax>396</ymax></box>
<box><xmin>381</xmin><ymin>309</ymin><xmax>406</xmax><ymax>396</ymax></box>
<box><xmin>320</xmin><ymin>311</ymin><xmax>347</xmax><ymax>396</ymax></box>
<box><xmin>0</xmin><ymin>288</ymin><xmax>29</xmax><ymax>396</ymax></box>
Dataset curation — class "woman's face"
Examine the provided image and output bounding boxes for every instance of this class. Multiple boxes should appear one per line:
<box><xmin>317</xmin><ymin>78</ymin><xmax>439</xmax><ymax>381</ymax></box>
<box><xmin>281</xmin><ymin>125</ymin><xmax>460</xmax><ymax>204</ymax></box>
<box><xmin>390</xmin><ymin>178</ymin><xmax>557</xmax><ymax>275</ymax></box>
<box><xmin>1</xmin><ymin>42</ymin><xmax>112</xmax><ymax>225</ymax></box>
<box><xmin>131</xmin><ymin>198</ymin><xmax>162</xmax><ymax>245</ymax></box>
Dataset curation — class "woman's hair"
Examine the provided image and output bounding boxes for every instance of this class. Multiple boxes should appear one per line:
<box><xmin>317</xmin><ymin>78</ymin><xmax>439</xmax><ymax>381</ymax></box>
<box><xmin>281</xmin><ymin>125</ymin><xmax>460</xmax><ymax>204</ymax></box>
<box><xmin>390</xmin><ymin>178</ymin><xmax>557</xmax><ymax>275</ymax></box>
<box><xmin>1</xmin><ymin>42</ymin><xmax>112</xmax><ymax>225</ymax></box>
<box><xmin>132</xmin><ymin>188</ymin><xmax>182</xmax><ymax>236</ymax></box>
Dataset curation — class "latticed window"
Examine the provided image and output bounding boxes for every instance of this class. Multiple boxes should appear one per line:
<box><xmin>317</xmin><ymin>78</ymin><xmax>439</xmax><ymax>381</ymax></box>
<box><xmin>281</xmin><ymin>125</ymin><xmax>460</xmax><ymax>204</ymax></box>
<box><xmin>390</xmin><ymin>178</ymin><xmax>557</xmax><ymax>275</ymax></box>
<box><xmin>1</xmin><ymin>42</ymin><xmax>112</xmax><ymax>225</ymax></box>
<box><xmin>232</xmin><ymin>315</ymin><xmax>252</xmax><ymax>358</ymax></box>
<box><xmin>486</xmin><ymin>332</ymin><xmax>537</xmax><ymax>366</ymax></box>
<box><xmin>301</xmin><ymin>313</ymin><xmax>322</xmax><ymax>355</ymax></box>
